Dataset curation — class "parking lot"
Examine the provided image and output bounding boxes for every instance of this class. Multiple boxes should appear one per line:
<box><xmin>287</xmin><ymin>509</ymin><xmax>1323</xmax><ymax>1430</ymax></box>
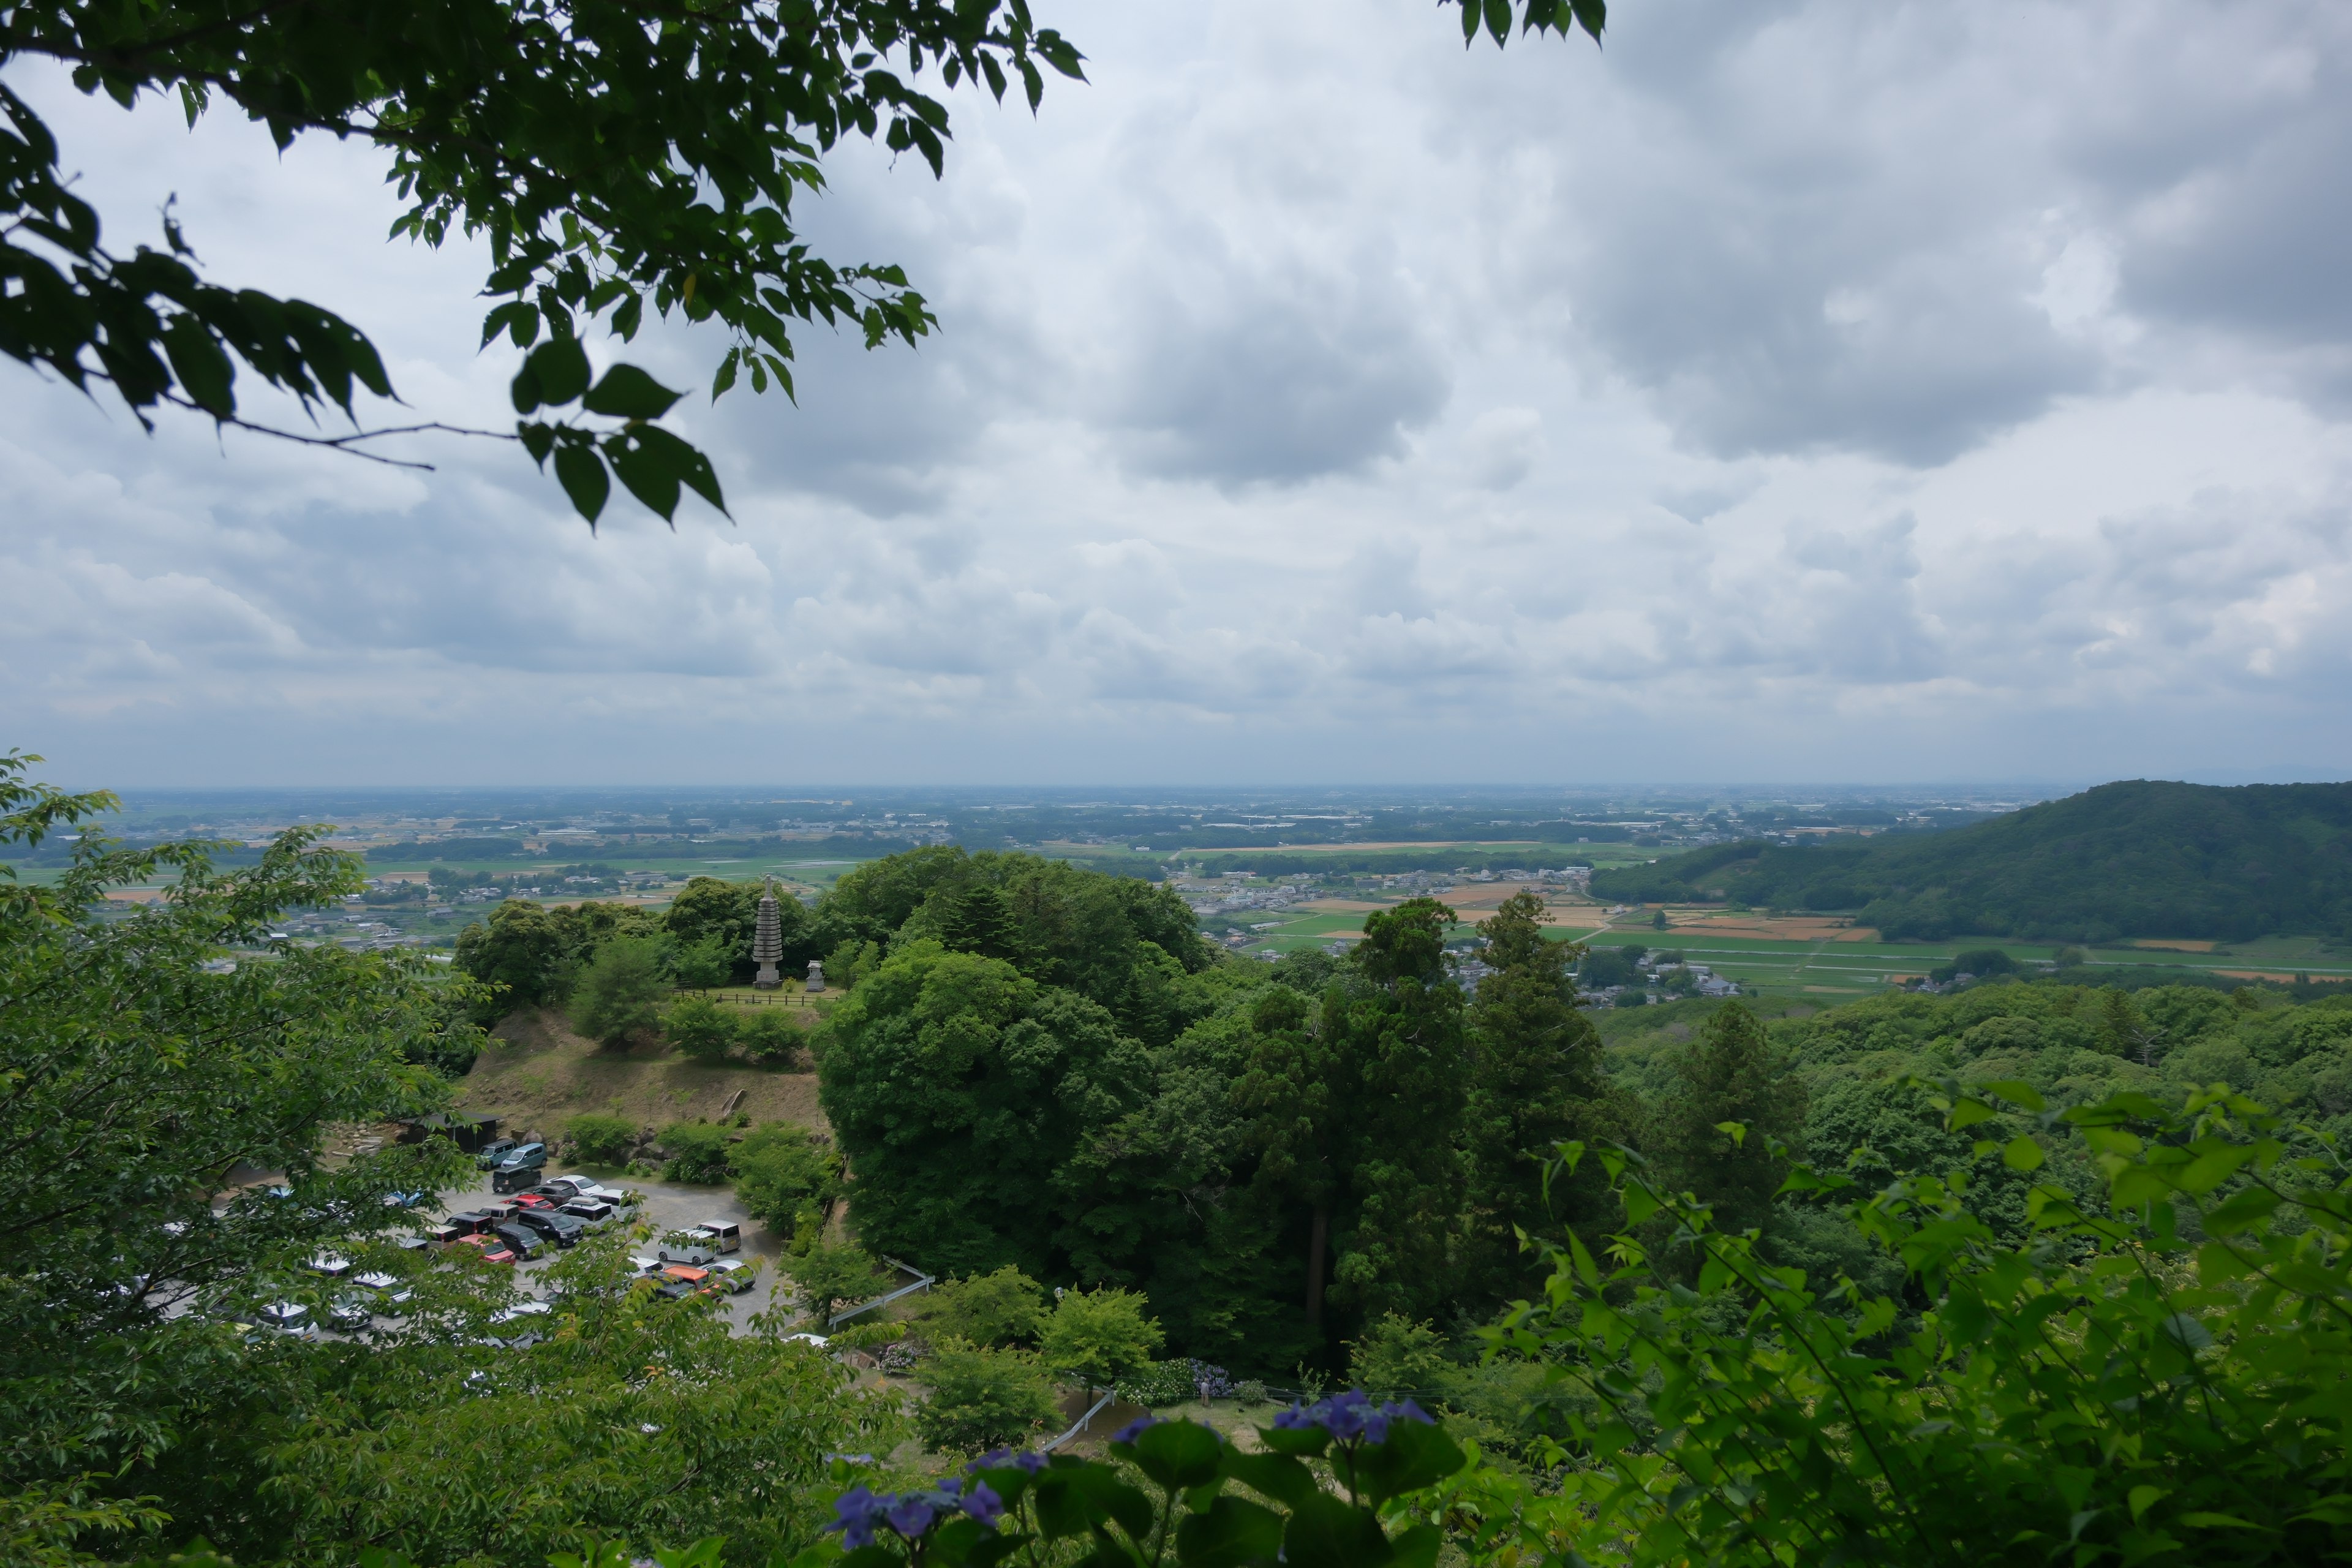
<box><xmin>433</xmin><ymin>1163</ymin><xmax>798</xmax><ymax>1332</ymax></box>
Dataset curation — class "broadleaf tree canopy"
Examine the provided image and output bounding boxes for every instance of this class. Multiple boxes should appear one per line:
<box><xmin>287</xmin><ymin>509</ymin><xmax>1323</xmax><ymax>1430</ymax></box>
<box><xmin>0</xmin><ymin>0</ymin><xmax>1601</xmax><ymax>525</ymax></box>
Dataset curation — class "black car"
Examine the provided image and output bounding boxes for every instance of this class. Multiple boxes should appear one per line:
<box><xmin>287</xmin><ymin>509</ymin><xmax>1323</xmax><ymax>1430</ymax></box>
<box><xmin>514</xmin><ymin>1208</ymin><xmax>586</xmax><ymax>1248</ymax></box>
<box><xmin>490</xmin><ymin>1222</ymin><xmax>545</xmax><ymax>1261</ymax></box>
<box><xmin>445</xmin><ymin>1210</ymin><xmax>493</xmax><ymax>1234</ymax></box>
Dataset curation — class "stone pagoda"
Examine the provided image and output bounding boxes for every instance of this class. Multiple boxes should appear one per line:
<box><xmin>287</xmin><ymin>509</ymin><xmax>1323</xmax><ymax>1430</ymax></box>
<box><xmin>750</xmin><ymin>876</ymin><xmax>785</xmax><ymax>990</ymax></box>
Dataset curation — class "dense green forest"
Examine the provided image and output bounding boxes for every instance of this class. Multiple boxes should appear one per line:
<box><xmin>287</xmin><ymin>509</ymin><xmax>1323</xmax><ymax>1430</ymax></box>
<box><xmin>1591</xmin><ymin>778</ymin><xmax>2352</xmax><ymax>941</ymax></box>
<box><xmin>12</xmin><ymin>764</ymin><xmax>2352</xmax><ymax>1567</ymax></box>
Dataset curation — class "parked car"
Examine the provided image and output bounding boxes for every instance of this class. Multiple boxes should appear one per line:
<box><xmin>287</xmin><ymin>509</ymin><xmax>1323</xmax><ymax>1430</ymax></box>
<box><xmin>533</xmin><ymin>1177</ymin><xmax>589</xmax><ymax>1199</ymax></box>
<box><xmin>475</xmin><ymin>1138</ymin><xmax>519</xmax><ymax>1170</ymax></box>
<box><xmin>396</xmin><ymin>1235</ymin><xmax>434</xmax><ymax>1257</ymax></box>
<box><xmin>308</xmin><ymin>1252</ymin><xmax>353</xmax><ymax>1278</ymax></box>
<box><xmin>511</xmin><ymin>1192</ymin><xmax>556</xmax><ymax>1210</ymax></box>
<box><xmin>480</xmin><ymin>1200</ymin><xmax>523</xmax><ymax>1223</ymax></box>
<box><xmin>783</xmin><ymin>1332</ymin><xmax>830</xmax><ymax>1349</ymax></box>
<box><xmin>689</xmin><ymin>1221</ymin><xmax>741</xmax><ymax>1256</ymax></box>
<box><xmin>515</xmin><ymin>1209</ymin><xmax>585</xmax><ymax>1248</ymax></box>
<box><xmin>490</xmin><ymin>1165</ymin><xmax>540</xmax><ymax>1195</ymax></box>
<box><xmin>491</xmin><ymin>1223</ymin><xmax>545</xmax><ymax>1261</ymax></box>
<box><xmin>428</xmin><ymin>1223</ymin><xmax>471</xmax><ymax>1246</ymax></box>
<box><xmin>558</xmin><ymin>1199</ymin><xmax>614</xmax><ymax>1227</ymax></box>
<box><xmin>707</xmin><ymin>1257</ymin><xmax>758</xmax><ymax>1294</ymax></box>
<box><xmin>326</xmin><ymin>1295</ymin><xmax>375</xmax><ymax>1332</ymax></box>
<box><xmin>445</xmin><ymin>1210</ymin><xmax>494</xmax><ymax>1234</ymax></box>
<box><xmin>454</xmin><ymin>1232</ymin><xmax>517</xmax><ymax>1265</ymax></box>
<box><xmin>658</xmin><ymin>1243</ymin><xmax>717</xmax><ymax>1268</ymax></box>
<box><xmin>496</xmin><ymin>1142</ymin><xmax>547</xmax><ymax>1173</ymax></box>
<box><xmin>256</xmin><ymin>1302</ymin><xmax>316</xmax><ymax>1338</ymax></box>
<box><xmin>572</xmin><ymin>1181</ymin><xmax>632</xmax><ymax>1205</ymax></box>
<box><xmin>352</xmin><ymin>1271</ymin><xmax>414</xmax><ymax>1314</ymax></box>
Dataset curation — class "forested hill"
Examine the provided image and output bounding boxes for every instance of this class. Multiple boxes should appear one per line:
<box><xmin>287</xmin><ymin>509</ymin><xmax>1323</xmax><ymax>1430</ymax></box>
<box><xmin>1589</xmin><ymin>779</ymin><xmax>2352</xmax><ymax>942</ymax></box>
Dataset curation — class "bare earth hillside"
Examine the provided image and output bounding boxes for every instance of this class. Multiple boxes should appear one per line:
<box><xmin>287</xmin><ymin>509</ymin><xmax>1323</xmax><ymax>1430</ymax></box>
<box><xmin>453</xmin><ymin>1007</ymin><xmax>826</xmax><ymax>1144</ymax></box>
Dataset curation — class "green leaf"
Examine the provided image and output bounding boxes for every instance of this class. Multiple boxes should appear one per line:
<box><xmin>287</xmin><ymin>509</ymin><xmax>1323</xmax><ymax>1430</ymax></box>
<box><xmin>1173</xmin><ymin>1496</ymin><xmax>1282</xmax><ymax>1568</ymax></box>
<box><xmin>1385</xmin><ymin>1524</ymin><xmax>1441</xmax><ymax>1568</ymax></box>
<box><xmin>2002</xmin><ymin>1135</ymin><xmax>2045</xmax><ymax>1172</ymax></box>
<box><xmin>606</xmin><ymin>426</ymin><xmax>725</xmax><ymax>520</ymax></box>
<box><xmin>1223</xmin><ymin>1450</ymin><xmax>1316</xmax><ymax>1508</ymax></box>
<box><xmin>1281</xmin><ymin>1494</ymin><xmax>1391</xmax><ymax>1568</ymax></box>
<box><xmin>553</xmin><ymin>443</ymin><xmax>609</xmax><ymax>524</ymax></box>
<box><xmin>162</xmin><ymin>316</ymin><xmax>235</xmax><ymax>417</ymax></box>
<box><xmin>1351</xmin><ymin>1419</ymin><xmax>1466</xmax><ymax>1506</ymax></box>
<box><xmin>1981</xmin><ymin>1080</ymin><xmax>2046</xmax><ymax>1113</ymax></box>
<box><xmin>582</xmin><ymin>363</ymin><xmax>684</xmax><ymax>420</ymax></box>
<box><xmin>2128</xmin><ymin>1485</ymin><xmax>2167</xmax><ymax>1523</ymax></box>
<box><xmin>1254</xmin><ymin>1423</ymin><xmax>1330</xmax><ymax>1458</ymax></box>
<box><xmin>2179</xmin><ymin>1512</ymin><xmax>2269</xmax><ymax>1531</ymax></box>
<box><xmin>2200</xmin><ymin>1185</ymin><xmax>2281</xmax><ymax>1235</ymax></box>
<box><xmin>1126</xmin><ymin>1418</ymin><xmax>1223</xmax><ymax>1489</ymax></box>
<box><xmin>522</xmin><ymin>336</ymin><xmax>591</xmax><ymax>408</ymax></box>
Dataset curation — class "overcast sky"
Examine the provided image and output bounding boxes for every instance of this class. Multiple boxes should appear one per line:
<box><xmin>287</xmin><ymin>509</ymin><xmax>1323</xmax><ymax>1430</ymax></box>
<box><xmin>6</xmin><ymin>0</ymin><xmax>2351</xmax><ymax>788</ymax></box>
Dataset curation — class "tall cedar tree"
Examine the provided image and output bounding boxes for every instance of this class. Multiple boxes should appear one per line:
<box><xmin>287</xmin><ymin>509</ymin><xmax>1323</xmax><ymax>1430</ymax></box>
<box><xmin>1460</xmin><ymin>892</ymin><xmax>1626</xmax><ymax>1309</ymax></box>
<box><xmin>1646</xmin><ymin>1003</ymin><xmax>1806</xmax><ymax>1242</ymax></box>
<box><xmin>1237</xmin><ymin>898</ymin><xmax>1469</xmax><ymax>1351</ymax></box>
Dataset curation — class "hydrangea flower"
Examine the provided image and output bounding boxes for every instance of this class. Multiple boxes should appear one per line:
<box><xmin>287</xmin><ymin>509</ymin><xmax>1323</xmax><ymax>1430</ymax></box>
<box><xmin>826</xmin><ymin>1485</ymin><xmax>888</xmax><ymax>1550</ymax></box>
<box><xmin>970</xmin><ymin>1447</ymin><xmax>1049</xmax><ymax>1475</ymax></box>
<box><xmin>1111</xmin><ymin>1414</ymin><xmax>1163</xmax><ymax>1445</ymax></box>
<box><xmin>962</xmin><ymin>1480</ymin><xmax>1005</xmax><ymax>1527</ymax></box>
<box><xmin>1272</xmin><ymin>1389</ymin><xmax>1435</xmax><ymax>1445</ymax></box>
<box><xmin>886</xmin><ymin>1496</ymin><xmax>937</xmax><ymax>1537</ymax></box>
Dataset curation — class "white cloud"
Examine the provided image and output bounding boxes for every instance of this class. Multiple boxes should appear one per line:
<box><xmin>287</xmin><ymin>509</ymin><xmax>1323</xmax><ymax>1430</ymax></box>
<box><xmin>2</xmin><ymin>0</ymin><xmax>2351</xmax><ymax>785</ymax></box>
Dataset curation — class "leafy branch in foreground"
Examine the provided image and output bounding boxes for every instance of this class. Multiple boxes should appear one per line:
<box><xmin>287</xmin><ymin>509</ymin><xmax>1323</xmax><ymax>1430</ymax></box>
<box><xmin>1479</xmin><ymin>1077</ymin><xmax>2352</xmax><ymax>1567</ymax></box>
<box><xmin>3</xmin><ymin>1</ymin><xmax>1602</xmax><ymax>527</ymax></box>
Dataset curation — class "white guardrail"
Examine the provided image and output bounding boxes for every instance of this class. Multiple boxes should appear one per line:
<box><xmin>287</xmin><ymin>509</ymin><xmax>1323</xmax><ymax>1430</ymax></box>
<box><xmin>826</xmin><ymin>1257</ymin><xmax>935</xmax><ymax>1327</ymax></box>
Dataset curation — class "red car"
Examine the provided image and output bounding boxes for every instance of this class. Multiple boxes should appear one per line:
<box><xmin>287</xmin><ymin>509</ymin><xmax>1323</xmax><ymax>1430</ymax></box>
<box><xmin>511</xmin><ymin>1193</ymin><xmax>555</xmax><ymax>1210</ymax></box>
<box><xmin>454</xmin><ymin>1232</ymin><xmax>517</xmax><ymax>1265</ymax></box>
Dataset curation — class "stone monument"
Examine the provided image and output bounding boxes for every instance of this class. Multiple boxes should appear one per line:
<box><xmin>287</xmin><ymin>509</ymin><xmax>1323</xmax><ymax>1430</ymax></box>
<box><xmin>750</xmin><ymin>876</ymin><xmax>784</xmax><ymax>990</ymax></box>
<box><xmin>805</xmin><ymin>959</ymin><xmax>826</xmax><ymax>993</ymax></box>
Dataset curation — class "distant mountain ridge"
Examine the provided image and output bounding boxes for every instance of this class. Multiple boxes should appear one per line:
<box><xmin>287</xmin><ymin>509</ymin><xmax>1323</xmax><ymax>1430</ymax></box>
<box><xmin>1587</xmin><ymin>780</ymin><xmax>2352</xmax><ymax>943</ymax></box>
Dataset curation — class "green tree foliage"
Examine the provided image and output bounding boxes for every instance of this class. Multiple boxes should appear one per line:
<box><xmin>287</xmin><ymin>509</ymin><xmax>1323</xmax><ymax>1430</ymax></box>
<box><xmin>263</xmin><ymin>1236</ymin><xmax>901</xmax><ymax>1566</ymax></box>
<box><xmin>786</xmin><ymin>1244</ymin><xmax>892</xmax><ymax>1324</ymax></box>
<box><xmin>665</xmin><ymin>992</ymin><xmax>742</xmax><ymax>1062</ymax></box>
<box><xmin>453</xmin><ymin>895</ymin><xmax>660</xmax><ymax>1020</ymax></box>
<box><xmin>573</xmin><ymin>934</ymin><xmax>671</xmax><ymax>1046</ymax></box>
<box><xmin>918</xmin><ymin>1266</ymin><xmax>1049</xmax><ymax>1349</ymax></box>
<box><xmin>1038</xmin><ymin>1286</ymin><xmax>1164</xmax><ymax>1387</ymax></box>
<box><xmin>665</xmin><ymin>876</ymin><xmax>821</xmax><ymax>985</ymax></box>
<box><xmin>564</xmin><ymin>1110</ymin><xmax>640</xmax><ymax>1165</ymax></box>
<box><xmin>731</xmin><ymin>1123</ymin><xmax>842</xmax><ymax>1254</ymax></box>
<box><xmin>1591</xmin><ymin>778</ymin><xmax>2352</xmax><ymax>942</ymax></box>
<box><xmin>670</xmin><ymin>933</ymin><xmax>735</xmax><ymax>992</ymax></box>
<box><xmin>659</xmin><ymin>1120</ymin><xmax>736</xmax><ymax>1185</ymax></box>
<box><xmin>1459</xmin><ymin>893</ymin><xmax>1627</xmax><ymax>1307</ymax></box>
<box><xmin>741</xmin><ymin>1005</ymin><xmax>807</xmax><ymax>1066</ymax></box>
<box><xmin>0</xmin><ymin>0</ymin><xmax>1096</xmax><ymax>522</ymax></box>
<box><xmin>1483</xmin><ymin>1081</ymin><xmax>2352</xmax><ymax>1568</ymax></box>
<box><xmin>910</xmin><ymin>1341</ymin><xmax>1062</xmax><ymax>1455</ymax></box>
<box><xmin>1643</xmin><ymin>1003</ymin><xmax>1805</xmax><ymax>1240</ymax></box>
<box><xmin>817</xmin><ymin>942</ymin><xmax>1154</xmax><ymax>1278</ymax></box>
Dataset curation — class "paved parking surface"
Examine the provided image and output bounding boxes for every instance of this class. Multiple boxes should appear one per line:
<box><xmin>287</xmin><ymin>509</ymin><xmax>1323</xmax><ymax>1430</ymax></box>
<box><xmin>435</xmin><ymin>1164</ymin><xmax>801</xmax><ymax>1332</ymax></box>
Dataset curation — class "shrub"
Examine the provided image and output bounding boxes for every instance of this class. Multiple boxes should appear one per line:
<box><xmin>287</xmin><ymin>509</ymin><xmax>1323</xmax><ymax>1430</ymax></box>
<box><xmin>1114</xmin><ymin>1359</ymin><xmax>1198</xmax><ymax>1408</ymax></box>
<box><xmin>669</xmin><ymin>933</ymin><xmax>733</xmax><ymax>992</ymax></box>
<box><xmin>740</xmin><ymin>1006</ymin><xmax>805</xmax><ymax>1066</ymax></box>
<box><xmin>564</xmin><ymin>1111</ymin><xmax>639</xmax><ymax>1166</ymax></box>
<box><xmin>1482</xmin><ymin>1085</ymin><xmax>2352</xmax><ymax>1566</ymax></box>
<box><xmin>1348</xmin><ymin>1313</ymin><xmax>1452</xmax><ymax>1399</ymax></box>
<box><xmin>571</xmin><ymin>936</ymin><xmax>669</xmax><ymax>1046</ymax></box>
<box><xmin>664</xmin><ymin>993</ymin><xmax>740</xmax><ymax>1062</ymax></box>
<box><xmin>658</xmin><ymin>1119</ymin><xmax>734</xmax><ymax>1184</ymax></box>
<box><xmin>1038</xmin><ymin>1285</ymin><xmax>1163</xmax><ymax>1387</ymax></box>
<box><xmin>911</xmin><ymin>1340</ymin><xmax>1061</xmax><ymax>1455</ymax></box>
<box><xmin>786</xmin><ymin>1243</ymin><xmax>892</xmax><ymax>1324</ymax></box>
<box><xmin>918</xmin><ymin>1265</ymin><xmax>1046</xmax><ymax>1349</ymax></box>
<box><xmin>731</xmin><ymin>1122</ymin><xmax>842</xmax><ymax>1248</ymax></box>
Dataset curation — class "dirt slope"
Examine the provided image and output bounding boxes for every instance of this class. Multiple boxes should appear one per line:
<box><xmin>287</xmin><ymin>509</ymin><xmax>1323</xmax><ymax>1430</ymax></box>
<box><xmin>454</xmin><ymin>1007</ymin><xmax>827</xmax><ymax>1145</ymax></box>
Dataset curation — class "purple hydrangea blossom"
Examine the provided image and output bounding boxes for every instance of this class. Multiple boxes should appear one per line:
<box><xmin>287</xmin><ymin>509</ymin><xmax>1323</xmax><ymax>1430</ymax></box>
<box><xmin>1111</xmin><ymin>1414</ymin><xmax>1163</xmax><ymax>1445</ymax></box>
<box><xmin>886</xmin><ymin>1496</ymin><xmax>937</xmax><ymax>1537</ymax></box>
<box><xmin>826</xmin><ymin>1485</ymin><xmax>888</xmax><ymax>1550</ymax></box>
<box><xmin>971</xmin><ymin>1447</ymin><xmax>1050</xmax><ymax>1476</ymax></box>
<box><xmin>963</xmin><ymin>1480</ymin><xmax>1005</xmax><ymax>1527</ymax></box>
<box><xmin>1273</xmin><ymin>1390</ymin><xmax>1437</xmax><ymax>1445</ymax></box>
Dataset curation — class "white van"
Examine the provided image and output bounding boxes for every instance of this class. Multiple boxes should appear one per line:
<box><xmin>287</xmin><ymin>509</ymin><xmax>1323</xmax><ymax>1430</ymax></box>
<box><xmin>690</xmin><ymin>1221</ymin><xmax>741</xmax><ymax>1256</ymax></box>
